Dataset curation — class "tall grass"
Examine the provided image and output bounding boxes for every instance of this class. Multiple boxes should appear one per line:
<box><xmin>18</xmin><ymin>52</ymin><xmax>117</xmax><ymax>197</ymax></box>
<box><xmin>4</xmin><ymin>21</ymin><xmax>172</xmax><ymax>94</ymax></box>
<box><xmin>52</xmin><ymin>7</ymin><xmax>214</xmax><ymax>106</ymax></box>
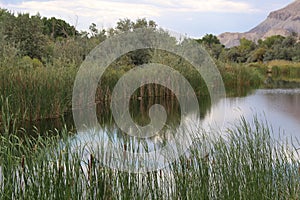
<box><xmin>0</xmin><ymin>51</ymin><xmax>274</xmax><ymax>122</ymax></box>
<box><xmin>0</xmin><ymin>65</ymin><xmax>77</xmax><ymax>121</ymax></box>
<box><xmin>247</xmin><ymin>60</ymin><xmax>300</xmax><ymax>82</ymax></box>
<box><xmin>217</xmin><ymin>62</ymin><xmax>264</xmax><ymax>96</ymax></box>
<box><xmin>0</xmin><ymin>99</ymin><xmax>299</xmax><ymax>199</ymax></box>
<box><xmin>268</xmin><ymin>60</ymin><xmax>300</xmax><ymax>81</ymax></box>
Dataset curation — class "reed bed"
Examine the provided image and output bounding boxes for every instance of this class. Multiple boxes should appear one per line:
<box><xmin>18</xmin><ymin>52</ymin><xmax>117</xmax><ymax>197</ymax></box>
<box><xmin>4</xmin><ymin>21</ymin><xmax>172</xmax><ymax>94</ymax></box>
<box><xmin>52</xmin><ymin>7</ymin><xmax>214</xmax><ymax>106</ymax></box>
<box><xmin>247</xmin><ymin>60</ymin><xmax>300</xmax><ymax>81</ymax></box>
<box><xmin>217</xmin><ymin>62</ymin><xmax>264</xmax><ymax>96</ymax></box>
<box><xmin>0</xmin><ymin>50</ymin><xmax>270</xmax><ymax>122</ymax></box>
<box><xmin>0</xmin><ymin>55</ymin><xmax>212</xmax><ymax>121</ymax></box>
<box><xmin>0</xmin><ymin>66</ymin><xmax>77</xmax><ymax>121</ymax></box>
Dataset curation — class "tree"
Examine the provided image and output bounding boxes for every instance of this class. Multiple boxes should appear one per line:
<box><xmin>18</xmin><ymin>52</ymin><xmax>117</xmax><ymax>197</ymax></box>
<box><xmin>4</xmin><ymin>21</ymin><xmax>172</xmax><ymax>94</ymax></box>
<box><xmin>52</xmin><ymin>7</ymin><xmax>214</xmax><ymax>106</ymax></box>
<box><xmin>42</xmin><ymin>17</ymin><xmax>78</xmax><ymax>39</ymax></box>
<box><xmin>88</xmin><ymin>23</ymin><xmax>106</xmax><ymax>43</ymax></box>
<box><xmin>196</xmin><ymin>34</ymin><xmax>224</xmax><ymax>59</ymax></box>
<box><xmin>116</xmin><ymin>18</ymin><xmax>133</xmax><ymax>33</ymax></box>
<box><xmin>282</xmin><ymin>36</ymin><xmax>296</xmax><ymax>48</ymax></box>
<box><xmin>239</xmin><ymin>38</ymin><xmax>256</xmax><ymax>52</ymax></box>
<box><xmin>115</xmin><ymin>18</ymin><xmax>158</xmax><ymax>33</ymax></box>
<box><xmin>260</xmin><ymin>35</ymin><xmax>285</xmax><ymax>48</ymax></box>
<box><xmin>248</xmin><ymin>47</ymin><xmax>266</xmax><ymax>62</ymax></box>
<box><xmin>12</xmin><ymin>13</ymin><xmax>46</xmax><ymax>59</ymax></box>
<box><xmin>196</xmin><ymin>34</ymin><xmax>221</xmax><ymax>48</ymax></box>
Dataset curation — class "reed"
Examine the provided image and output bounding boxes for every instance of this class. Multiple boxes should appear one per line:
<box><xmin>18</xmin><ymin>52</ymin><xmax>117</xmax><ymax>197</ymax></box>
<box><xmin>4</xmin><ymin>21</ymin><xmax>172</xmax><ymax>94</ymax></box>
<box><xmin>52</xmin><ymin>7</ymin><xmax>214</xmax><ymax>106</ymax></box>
<box><xmin>0</xmin><ymin>100</ymin><xmax>299</xmax><ymax>199</ymax></box>
<box><xmin>1</xmin><ymin>59</ymin><xmax>299</xmax><ymax>122</ymax></box>
<box><xmin>0</xmin><ymin>65</ymin><xmax>77</xmax><ymax>121</ymax></box>
<box><xmin>217</xmin><ymin>62</ymin><xmax>264</xmax><ymax>96</ymax></box>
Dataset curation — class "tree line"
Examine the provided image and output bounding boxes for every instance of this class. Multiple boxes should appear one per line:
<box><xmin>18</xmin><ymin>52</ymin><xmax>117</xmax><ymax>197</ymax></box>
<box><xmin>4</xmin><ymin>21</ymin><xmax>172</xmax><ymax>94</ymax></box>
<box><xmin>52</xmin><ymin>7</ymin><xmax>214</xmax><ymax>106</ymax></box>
<box><xmin>1</xmin><ymin>8</ymin><xmax>299</xmax><ymax>70</ymax></box>
<box><xmin>197</xmin><ymin>34</ymin><xmax>300</xmax><ymax>63</ymax></box>
<box><xmin>0</xmin><ymin>8</ymin><xmax>158</xmax><ymax>69</ymax></box>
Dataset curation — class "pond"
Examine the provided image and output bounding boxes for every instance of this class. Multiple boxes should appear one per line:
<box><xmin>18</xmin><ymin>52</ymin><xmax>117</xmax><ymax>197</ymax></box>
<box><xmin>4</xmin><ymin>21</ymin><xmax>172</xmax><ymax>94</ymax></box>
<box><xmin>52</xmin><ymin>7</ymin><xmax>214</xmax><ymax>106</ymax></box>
<box><xmin>204</xmin><ymin>88</ymin><xmax>300</xmax><ymax>145</ymax></box>
<box><xmin>27</xmin><ymin>88</ymin><xmax>300</xmax><ymax>150</ymax></box>
<box><xmin>61</xmin><ymin>88</ymin><xmax>300</xmax><ymax>172</ymax></box>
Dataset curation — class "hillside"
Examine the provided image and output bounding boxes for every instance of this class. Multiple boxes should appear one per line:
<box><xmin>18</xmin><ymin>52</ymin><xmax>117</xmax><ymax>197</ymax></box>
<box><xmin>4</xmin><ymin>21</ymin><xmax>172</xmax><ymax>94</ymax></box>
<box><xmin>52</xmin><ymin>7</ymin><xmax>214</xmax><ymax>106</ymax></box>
<box><xmin>218</xmin><ymin>0</ymin><xmax>300</xmax><ymax>47</ymax></box>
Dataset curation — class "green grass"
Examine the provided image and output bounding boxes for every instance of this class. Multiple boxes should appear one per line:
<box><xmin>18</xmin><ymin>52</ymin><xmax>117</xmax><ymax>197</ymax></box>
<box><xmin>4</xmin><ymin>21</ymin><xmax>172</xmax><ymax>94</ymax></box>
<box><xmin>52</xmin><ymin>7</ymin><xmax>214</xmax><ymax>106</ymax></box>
<box><xmin>0</xmin><ymin>100</ymin><xmax>299</xmax><ymax>199</ymax></box>
<box><xmin>0</xmin><ymin>65</ymin><xmax>77</xmax><ymax>121</ymax></box>
<box><xmin>247</xmin><ymin>60</ymin><xmax>300</xmax><ymax>82</ymax></box>
<box><xmin>217</xmin><ymin>62</ymin><xmax>264</xmax><ymax>96</ymax></box>
<box><xmin>6</xmin><ymin>53</ymin><xmax>297</xmax><ymax>123</ymax></box>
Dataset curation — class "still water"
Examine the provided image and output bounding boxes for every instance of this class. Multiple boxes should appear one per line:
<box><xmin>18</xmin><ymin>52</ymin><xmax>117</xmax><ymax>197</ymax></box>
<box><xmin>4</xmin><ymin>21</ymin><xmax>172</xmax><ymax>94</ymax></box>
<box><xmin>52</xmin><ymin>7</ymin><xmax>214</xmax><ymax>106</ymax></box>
<box><xmin>29</xmin><ymin>88</ymin><xmax>300</xmax><ymax>150</ymax></box>
<box><xmin>66</xmin><ymin>88</ymin><xmax>300</xmax><ymax>171</ymax></box>
<box><xmin>209</xmin><ymin>89</ymin><xmax>300</xmax><ymax>143</ymax></box>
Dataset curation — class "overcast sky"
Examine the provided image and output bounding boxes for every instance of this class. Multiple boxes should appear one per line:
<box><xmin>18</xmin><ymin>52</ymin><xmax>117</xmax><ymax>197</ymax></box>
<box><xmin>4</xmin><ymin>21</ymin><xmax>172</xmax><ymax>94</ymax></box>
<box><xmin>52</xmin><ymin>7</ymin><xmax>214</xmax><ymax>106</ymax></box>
<box><xmin>0</xmin><ymin>0</ymin><xmax>295</xmax><ymax>38</ymax></box>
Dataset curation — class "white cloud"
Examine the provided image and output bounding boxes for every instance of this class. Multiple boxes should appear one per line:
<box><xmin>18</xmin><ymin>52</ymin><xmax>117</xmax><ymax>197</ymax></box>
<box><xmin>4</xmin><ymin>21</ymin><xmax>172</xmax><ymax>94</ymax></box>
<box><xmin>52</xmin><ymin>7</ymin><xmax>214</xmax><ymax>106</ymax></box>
<box><xmin>1</xmin><ymin>0</ymin><xmax>257</xmax><ymax>30</ymax></box>
<box><xmin>2</xmin><ymin>0</ymin><xmax>160</xmax><ymax>30</ymax></box>
<box><xmin>142</xmin><ymin>0</ymin><xmax>257</xmax><ymax>12</ymax></box>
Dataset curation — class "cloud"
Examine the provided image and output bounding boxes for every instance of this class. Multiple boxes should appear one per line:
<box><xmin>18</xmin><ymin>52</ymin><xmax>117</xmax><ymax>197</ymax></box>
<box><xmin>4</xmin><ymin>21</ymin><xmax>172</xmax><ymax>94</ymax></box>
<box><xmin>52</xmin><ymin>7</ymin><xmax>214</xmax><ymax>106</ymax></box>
<box><xmin>1</xmin><ymin>0</ymin><xmax>257</xmax><ymax>30</ymax></box>
<box><xmin>2</xmin><ymin>0</ymin><xmax>160</xmax><ymax>29</ymax></box>
<box><xmin>143</xmin><ymin>0</ymin><xmax>257</xmax><ymax>13</ymax></box>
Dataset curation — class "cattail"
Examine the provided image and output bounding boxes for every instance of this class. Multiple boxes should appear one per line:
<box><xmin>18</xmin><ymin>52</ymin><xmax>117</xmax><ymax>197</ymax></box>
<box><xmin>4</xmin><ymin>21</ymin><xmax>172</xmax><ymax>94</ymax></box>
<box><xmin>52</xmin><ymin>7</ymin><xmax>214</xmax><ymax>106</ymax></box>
<box><xmin>204</xmin><ymin>153</ymin><xmax>209</xmax><ymax>163</ymax></box>
<box><xmin>88</xmin><ymin>154</ymin><xmax>94</xmax><ymax>181</ymax></box>
<box><xmin>123</xmin><ymin>144</ymin><xmax>127</xmax><ymax>161</ymax></box>
<box><xmin>21</xmin><ymin>155</ymin><xmax>25</xmax><ymax>172</ymax></box>
<box><xmin>33</xmin><ymin>144</ymin><xmax>37</xmax><ymax>152</ymax></box>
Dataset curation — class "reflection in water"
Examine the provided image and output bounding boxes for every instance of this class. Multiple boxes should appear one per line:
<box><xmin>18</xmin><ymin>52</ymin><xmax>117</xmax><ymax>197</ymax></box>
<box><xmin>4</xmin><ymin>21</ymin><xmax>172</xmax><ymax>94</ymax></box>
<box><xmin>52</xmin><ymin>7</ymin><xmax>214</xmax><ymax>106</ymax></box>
<box><xmin>26</xmin><ymin>89</ymin><xmax>300</xmax><ymax>168</ymax></box>
<box><xmin>26</xmin><ymin>95</ymin><xmax>211</xmax><ymax>134</ymax></box>
<box><xmin>2</xmin><ymin>89</ymin><xmax>298</xmax><ymax>188</ymax></box>
<box><xmin>69</xmin><ymin>112</ymin><xmax>203</xmax><ymax>172</ymax></box>
<box><xmin>26</xmin><ymin>89</ymin><xmax>300</xmax><ymax>148</ymax></box>
<box><xmin>205</xmin><ymin>89</ymin><xmax>300</xmax><ymax>149</ymax></box>
<box><xmin>68</xmin><ymin>95</ymin><xmax>211</xmax><ymax>172</ymax></box>
<box><xmin>67</xmin><ymin>89</ymin><xmax>300</xmax><ymax>173</ymax></box>
<box><xmin>259</xmin><ymin>89</ymin><xmax>300</xmax><ymax>124</ymax></box>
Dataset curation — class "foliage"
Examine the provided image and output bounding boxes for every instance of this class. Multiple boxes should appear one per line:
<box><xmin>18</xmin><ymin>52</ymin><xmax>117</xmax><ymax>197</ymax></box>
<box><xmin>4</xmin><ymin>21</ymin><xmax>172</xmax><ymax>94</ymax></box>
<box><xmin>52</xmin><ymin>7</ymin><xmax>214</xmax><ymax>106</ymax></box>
<box><xmin>196</xmin><ymin>33</ymin><xmax>300</xmax><ymax>63</ymax></box>
<box><xmin>196</xmin><ymin>34</ymin><xmax>225</xmax><ymax>59</ymax></box>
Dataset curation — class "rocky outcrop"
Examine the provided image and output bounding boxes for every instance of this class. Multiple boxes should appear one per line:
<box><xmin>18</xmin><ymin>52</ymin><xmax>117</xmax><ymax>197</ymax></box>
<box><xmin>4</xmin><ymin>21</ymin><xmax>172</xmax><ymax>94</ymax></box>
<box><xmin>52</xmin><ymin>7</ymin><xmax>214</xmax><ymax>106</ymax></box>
<box><xmin>218</xmin><ymin>0</ymin><xmax>300</xmax><ymax>47</ymax></box>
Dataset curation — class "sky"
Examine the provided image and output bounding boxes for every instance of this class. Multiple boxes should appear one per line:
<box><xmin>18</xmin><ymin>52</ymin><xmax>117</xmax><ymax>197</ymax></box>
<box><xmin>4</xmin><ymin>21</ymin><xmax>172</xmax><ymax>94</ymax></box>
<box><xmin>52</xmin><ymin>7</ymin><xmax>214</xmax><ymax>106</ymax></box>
<box><xmin>0</xmin><ymin>0</ymin><xmax>295</xmax><ymax>38</ymax></box>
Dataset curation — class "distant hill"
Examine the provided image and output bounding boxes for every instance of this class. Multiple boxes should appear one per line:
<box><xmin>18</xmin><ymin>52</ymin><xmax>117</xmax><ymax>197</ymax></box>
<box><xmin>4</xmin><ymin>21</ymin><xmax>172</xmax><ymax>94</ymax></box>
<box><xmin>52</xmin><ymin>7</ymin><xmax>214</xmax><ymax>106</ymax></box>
<box><xmin>218</xmin><ymin>0</ymin><xmax>300</xmax><ymax>47</ymax></box>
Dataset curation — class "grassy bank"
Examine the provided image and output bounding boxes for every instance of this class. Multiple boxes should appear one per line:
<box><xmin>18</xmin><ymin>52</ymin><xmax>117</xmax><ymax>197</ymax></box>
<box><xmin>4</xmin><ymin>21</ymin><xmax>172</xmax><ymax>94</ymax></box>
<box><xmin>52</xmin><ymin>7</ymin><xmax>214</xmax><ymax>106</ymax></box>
<box><xmin>247</xmin><ymin>60</ymin><xmax>300</xmax><ymax>81</ymax></box>
<box><xmin>0</xmin><ymin>110</ymin><xmax>299</xmax><ymax>199</ymax></box>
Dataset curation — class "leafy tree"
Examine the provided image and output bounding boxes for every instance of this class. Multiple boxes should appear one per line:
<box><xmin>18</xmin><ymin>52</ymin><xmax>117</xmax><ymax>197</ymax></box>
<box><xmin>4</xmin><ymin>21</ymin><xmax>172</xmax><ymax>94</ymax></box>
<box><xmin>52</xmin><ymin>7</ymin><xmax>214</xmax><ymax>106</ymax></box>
<box><xmin>291</xmin><ymin>43</ymin><xmax>300</xmax><ymax>61</ymax></box>
<box><xmin>239</xmin><ymin>38</ymin><xmax>256</xmax><ymax>52</ymax></box>
<box><xmin>226</xmin><ymin>47</ymin><xmax>241</xmax><ymax>62</ymax></box>
<box><xmin>282</xmin><ymin>36</ymin><xmax>296</xmax><ymax>48</ymax></box>
<box><xmin>115</xmin><ymin>18</ymin><xmax>157</xmax><ymax>33</ymax></box>
<box><xmin>12</xmin><ymin>13</ymin><xmax>46</xmax><ymax>59</ymax></box>
<box><xmin>248</xmin><ymin>47</ymin><xmax>266</xmax><ymax>62</ymax></box>
<box><xmin>196</xmin><ymin>34</ymin><xmax>224</xmax><ymax>59</ymax></box>
<box><xmin>42</xmin><ymin>17</ymin><xmax>78</xmax><ymax>39</ymax></box>
<box><xmin>196</xmin><ymin>34</ymin><xmax>221</xmax><ymax>48</ymax></box>
<box><xmin>116</xmin><ymin>18</ymin><xmax>133</xmax><ymax>33</ymax></box>
<box><xmin>89</xmin><ymin>23</ymin><xmax>98</xmax><ymax>36</ymax></box>
<box><xmin>260</xmin><ymin>35</ymin><xmax>285</xmax><ymax>48</ymax></box>
<box><xmin>114</xmin><ymin>18</ymin><xmax>158</xmax><ymax>65</ymax></box>
<box><xmin>236</xmin><ymin>38</ymin><xmax>256</xmax><ymax>62</ymax></box>
<box><xmin>88</xmin><ymin>23</ymin><xmax>106</xmax><ymax>43</ymax></box>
